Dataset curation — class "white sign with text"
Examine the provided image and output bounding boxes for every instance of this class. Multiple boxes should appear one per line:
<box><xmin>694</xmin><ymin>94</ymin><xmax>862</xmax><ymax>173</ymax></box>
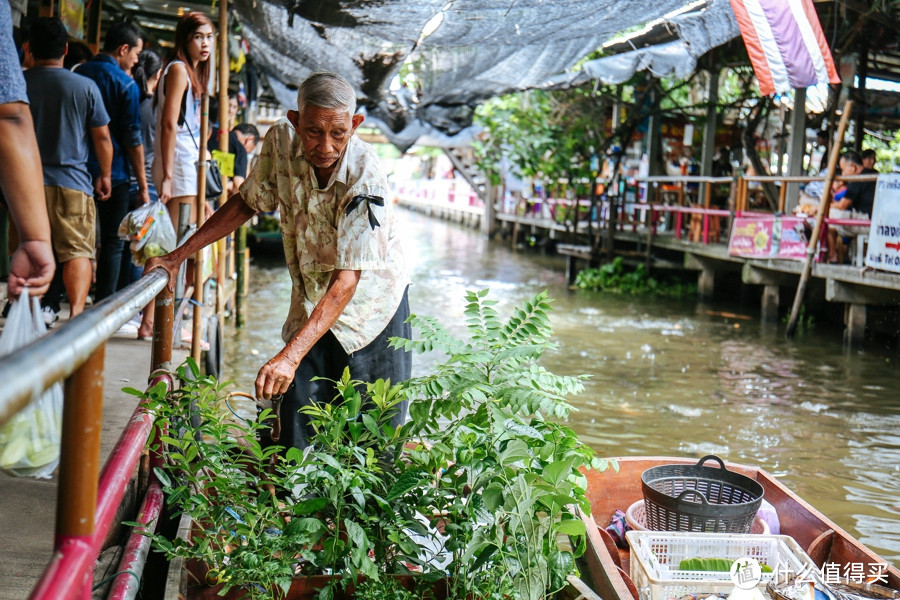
<box><xmin>865</xmin><ymin>174</ymin><xmax>900</xmax><ymax>273</ymax></box>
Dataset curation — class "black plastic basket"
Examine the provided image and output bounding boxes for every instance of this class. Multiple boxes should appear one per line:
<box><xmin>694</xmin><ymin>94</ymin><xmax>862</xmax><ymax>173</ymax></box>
<box><xmin>641</xmin><ymin>455</ymin><xmax>764</xmax><ymax>533</ymax></box>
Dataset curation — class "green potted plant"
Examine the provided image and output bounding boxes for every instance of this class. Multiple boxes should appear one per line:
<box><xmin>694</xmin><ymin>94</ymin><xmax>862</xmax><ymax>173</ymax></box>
<box><xmin>133</xmin><ymin>289</ymin><xmax>611</xmax><ymax>600</ymax></box>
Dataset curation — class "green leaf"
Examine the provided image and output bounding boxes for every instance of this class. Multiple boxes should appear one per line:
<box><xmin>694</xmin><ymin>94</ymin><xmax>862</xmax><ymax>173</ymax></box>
<box><xmin>386</xmin><ymin>469</ymin><xmax>425</xmax><ymax>501</ymax></box>
<box><xmin>555</xmin><ymin>518</ymin><xmax>586</xmax><ymax>536</ymax></box>
<box><xmin>499</xmin><ymin>439</ymin><xmax>531</xmax><ymax>466</ymax></box>
<box><xmin>542</xmin><ymin>458</ymin><xmax>575</xmax><ymax>487</ymax></box>
<box><xmin>482</xmin><ymin>482</ymin><xmax>504</xmax><ymax>511</ymax></box>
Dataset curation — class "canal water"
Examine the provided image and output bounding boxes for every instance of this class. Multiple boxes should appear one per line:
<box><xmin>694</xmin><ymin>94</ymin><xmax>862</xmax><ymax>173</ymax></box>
<box><xmin>226</xmin><ymin>207</ymin><xmax>900</xmax><ymax>566</ymax></box>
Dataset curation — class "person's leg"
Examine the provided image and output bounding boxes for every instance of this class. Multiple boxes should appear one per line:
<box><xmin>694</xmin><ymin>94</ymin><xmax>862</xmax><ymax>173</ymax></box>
<box><xmin>45</xmin><ymin>186</ymin><xmax>96</xmax><ymax>318</ymax></box>
<box><xmin>62</xmin><ymin>257</ymin><xmax>92</xmax><ymax>317</ymax></box>
<box><xmin>94</xmin><ymin>182</ymin><xmax>131</xmax><ymax>301</ymax></box>
<box><xmin>345</xmin><ymin>288</ymin><xmax>412</xmax><ymax>428</ymax></box>
<box><xmin>40</xmin><ymin>259</ymin><xmax>65</xmax><ymax>313</ymax></box>
<box><xmin>278</xmin><ymin>289</ymin><xmax>412</xmax><ymax>452</ymax></box>
<box><xmin>279</xmin><ymin>331</ymin><xmax>349</xmax><ymax>451</ymax></box>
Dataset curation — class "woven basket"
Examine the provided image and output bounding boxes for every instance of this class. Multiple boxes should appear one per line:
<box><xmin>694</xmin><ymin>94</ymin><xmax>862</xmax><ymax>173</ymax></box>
<box><xmin>641</xmin><ymin>455</ymin><xmax>764</xmax><ymax>533</ymax></box>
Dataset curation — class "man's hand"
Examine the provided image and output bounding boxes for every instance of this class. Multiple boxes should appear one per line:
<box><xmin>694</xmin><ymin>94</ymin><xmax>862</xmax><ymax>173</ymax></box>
<box><xmin>256</xmin><ymin>352</ymin><xmax>300</xmax><ymax>400</ymax></box>
<box><xmin>136</xmin><ymin>185</ymin><xmax>151</xmax><ymax>205</ymax></box>
<box><xmin>8</xmin><ymin>240</ymin><xmax>55</xmax><ymax>297</ymax></box>
<box><xmin>94</xmin><ymin>175</ymin><xmax>112</xmax><ymax>200</ymax></box>
<box><xmin>144</xmin><ymin>251</ymin><xmax>183</xmax><ymax>293</ymax></box>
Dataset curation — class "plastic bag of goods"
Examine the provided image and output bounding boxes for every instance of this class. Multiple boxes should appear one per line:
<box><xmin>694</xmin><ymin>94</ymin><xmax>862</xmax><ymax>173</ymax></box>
<box><xmin>0</xmin><ymin>294</ymin><xmax>63</xmax><ymax>478</ymax></box>
<box><xmin>118</xmin><ymin>201</ymin><xmax>177</xmax><ymax>267</ymax></box>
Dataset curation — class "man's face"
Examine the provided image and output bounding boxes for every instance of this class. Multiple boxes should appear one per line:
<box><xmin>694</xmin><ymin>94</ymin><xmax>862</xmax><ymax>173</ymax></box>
<box><xmin>235</xmin><ymin>132</ymin><xmax>257</xmax><ymax>154</ymax></box>
<box><xmin>117</xmin><ymin>38</ymin><xmax>142</xmax><ymax>72</ymax></box>
<box><xmin>839</xmin><ymin>158</ymin><xmax>861</xmax><ymax>177</ymax></box>
<box><xmin>289</xmin><ymin>105</ymin><xmax>363</xmax><ymax>173</ymax></box>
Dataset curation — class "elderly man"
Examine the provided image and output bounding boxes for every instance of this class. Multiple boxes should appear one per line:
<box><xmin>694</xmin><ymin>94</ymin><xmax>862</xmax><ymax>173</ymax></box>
<box><xmin>148</xmin><ymin>72</ymin><xmax>410</xmax><ymax>450</ymax></box>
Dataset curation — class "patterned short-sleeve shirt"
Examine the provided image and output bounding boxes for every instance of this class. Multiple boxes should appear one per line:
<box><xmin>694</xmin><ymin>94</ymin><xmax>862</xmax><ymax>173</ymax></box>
<box><xmin>240</xmin><ymin>119</ymin><xmax>409</xmax><ymax>353</ymax></box>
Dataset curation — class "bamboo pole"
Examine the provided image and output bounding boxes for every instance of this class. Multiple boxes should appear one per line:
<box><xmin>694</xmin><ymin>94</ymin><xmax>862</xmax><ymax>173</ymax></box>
<box><xmin>785</xmin><ymin>99</ymin><xmax>852</xmax><ymax>339</ymax></box>
<box><xmin>235</xmin><ymin>225</ymin><xmax>246</xmax><ymax>327</ymax></box>
<box><xmin>193</xmin><ymin>93</ymin><xmax>211</xmax><ymax>361</ymax></box>
<box><xmin>216</xmin><ymin>0</ymin><xmax>229</xmax><ymax>359</ymax></box>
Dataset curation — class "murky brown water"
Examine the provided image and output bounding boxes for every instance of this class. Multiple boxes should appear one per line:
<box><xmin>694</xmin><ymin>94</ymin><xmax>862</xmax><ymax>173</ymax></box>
<box><xmin>226</xmin><ymin>208</ymin><xmax>900</xmax><ymax>566</ymax></box>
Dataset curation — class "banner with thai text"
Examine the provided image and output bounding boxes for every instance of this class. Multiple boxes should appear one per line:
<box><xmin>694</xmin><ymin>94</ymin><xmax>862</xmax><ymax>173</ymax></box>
<box><xmin>728</xmin><ymin>215</ymin><xmax>809</xmax><ymax>260</ymax></box>
<box><xmin>865</xmin><ymin>174</ymin><xmax>900</xmax><ymax>272</ymax></box>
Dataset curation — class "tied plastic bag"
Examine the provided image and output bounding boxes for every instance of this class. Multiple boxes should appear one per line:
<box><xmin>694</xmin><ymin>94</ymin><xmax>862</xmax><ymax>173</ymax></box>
<box><xmin>0</xmin><ymin>294</ymin><xmax>63</xmax><ymax>478</ymax></box>
<box><xmin>118</xmin><ymin>201</ymin><xmax>177</xmax><ymax>267</ymax></box>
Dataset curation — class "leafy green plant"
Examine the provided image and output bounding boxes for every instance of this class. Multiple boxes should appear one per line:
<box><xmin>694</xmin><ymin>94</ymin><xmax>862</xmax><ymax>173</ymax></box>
<box><xmin>125</xmin><ymin>359</ymin><xmax>304</xmax><ymax>599</ymax></box>
<box><xmin>574</xmin><ymin>257</ymin><xmax>697</xmax><ymax>297</ymax></box>
<box><xmin>391</xmin><ymin>289</ymin><xmax>611</xmax><ymax>600</ymax></box>
<box><xmin>131</xmin><ymin>289</ymin><xmax>609</xmax><ymax>600</ymax></box>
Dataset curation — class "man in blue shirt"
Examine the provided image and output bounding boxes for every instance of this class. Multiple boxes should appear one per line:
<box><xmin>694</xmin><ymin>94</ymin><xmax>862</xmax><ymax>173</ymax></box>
<box><xmin>0</xmin><ymin>0</ymin><xmax>54</xmax><ymax>297</ymax></box>
<box><xmin>76</xmin><ymin>21</ymin><xmax>149</xmax><ymax>301</ymax></box>
<box><xmin>26</xmin><ymin>17</ymin><xmax>113</xmax><ymax>320</ymax></box>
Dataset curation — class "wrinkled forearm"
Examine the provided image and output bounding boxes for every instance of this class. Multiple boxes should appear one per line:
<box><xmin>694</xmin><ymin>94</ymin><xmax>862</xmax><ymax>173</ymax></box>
<box><xmin>279</xmin><ymin>269</ymin><xmax>361</xmax><ymax>365</ymax></box>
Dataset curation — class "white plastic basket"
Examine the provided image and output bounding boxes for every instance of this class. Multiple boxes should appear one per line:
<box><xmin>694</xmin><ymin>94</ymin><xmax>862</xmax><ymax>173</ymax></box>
<box><xmin>626</xmin><ymin>531</ymin><xmax>815</xmax><ymax>600</ymax></box>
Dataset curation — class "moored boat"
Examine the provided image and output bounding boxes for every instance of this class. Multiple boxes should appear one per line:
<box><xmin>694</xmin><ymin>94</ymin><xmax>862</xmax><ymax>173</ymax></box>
<box><xmin>577</xmin><ymin>456</ymin><xmax>900</xmax><ymax>600</ymax></box>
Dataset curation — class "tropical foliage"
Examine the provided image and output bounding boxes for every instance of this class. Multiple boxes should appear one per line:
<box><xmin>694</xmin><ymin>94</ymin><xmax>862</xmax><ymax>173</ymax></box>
<box><xmin>130</xmin><ymin>289</ymin><xmax>610</xmax><ymax>600</ymax></box>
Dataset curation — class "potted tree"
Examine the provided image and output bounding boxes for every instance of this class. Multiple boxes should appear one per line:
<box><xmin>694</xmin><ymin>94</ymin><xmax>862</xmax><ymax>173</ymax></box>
<box><xmin>134</xmin><ymin>289</ymin><xmax>611</xmax><ymax>600</ymax></box>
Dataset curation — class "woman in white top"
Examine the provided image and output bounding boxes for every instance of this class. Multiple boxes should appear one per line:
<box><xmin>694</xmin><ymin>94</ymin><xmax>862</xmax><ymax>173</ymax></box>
<box><xmin>152</xmin><ymin>11</ymin><xmax>214</xmax><ymax>228</ymax></box>
<box><xmin>143</xmin><ymin>12</ymin><xmax>213</xmax><ymax>339</ymax></box>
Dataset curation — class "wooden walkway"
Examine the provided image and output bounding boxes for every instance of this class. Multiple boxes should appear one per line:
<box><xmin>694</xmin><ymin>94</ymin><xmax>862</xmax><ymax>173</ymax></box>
<box><xmin>420</xmin><ymin>206</ymin><xmax>900</xmax><ymax>346</ymax></box>
<box><xmin>0</xmin><ymin>298</ymin><xmax>187</xmax><ymax>600</ymax></box>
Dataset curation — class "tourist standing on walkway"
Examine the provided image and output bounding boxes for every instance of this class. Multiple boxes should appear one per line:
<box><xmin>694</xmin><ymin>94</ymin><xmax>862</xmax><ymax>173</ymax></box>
<box><xmin>25</xmin><ymin>18</ymin><xmax>112</xmax><ymax>319</ymax></box>
<box><xmin>152</xmin><ymin>12</ymin><xmax>214</xmax><ymax>230</ymax></box>
<box><xmin>76</xmin><ymin>22</ymin><xmax>150</xmax><ymax>302</ymax></box>
<box><xmin>148</xmin><ymin>72</ymin><xmax>411</xmax><ymax>450</ymax></box>
<box><xmin>0</xmin><ymin>0</ymin><xmax>54</xmax><ymax>298</ymax></box>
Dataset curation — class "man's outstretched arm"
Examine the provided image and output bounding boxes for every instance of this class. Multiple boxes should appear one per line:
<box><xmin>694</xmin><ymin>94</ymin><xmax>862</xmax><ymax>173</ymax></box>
<box><xmin>255</xmin><ymin>269</ymin><xmax>362</xmax><ymax>400</ymax></box>
<box><xmin>145</xmin><ymin>191</ymin><xmax>256</xmax><ymax>291</ymax></box>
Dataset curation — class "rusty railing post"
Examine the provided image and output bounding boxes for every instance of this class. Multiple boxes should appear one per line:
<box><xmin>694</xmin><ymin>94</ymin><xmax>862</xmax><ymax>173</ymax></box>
<box><xmin>56</xmin><ymin>344</ymin><xmax>106</xmax><ymax>600</ymax></box>
<box><xmin>151</xmin><ymin>285</ymin><xmax>175</xmax><ymax>372</ymax></box>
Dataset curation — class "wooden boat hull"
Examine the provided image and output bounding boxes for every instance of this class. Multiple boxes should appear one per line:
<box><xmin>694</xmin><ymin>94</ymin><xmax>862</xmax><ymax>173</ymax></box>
<box><xmin>578</xmin><ymin>456</ymin><xmax>900</xmax><ymax>600</ymax></box>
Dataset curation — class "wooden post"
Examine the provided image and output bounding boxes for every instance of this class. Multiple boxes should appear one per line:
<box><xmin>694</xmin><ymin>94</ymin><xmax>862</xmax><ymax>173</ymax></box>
<box><xmin>699</xmin><ymin>58</ymin><xmax>719</xmax><ymax>208</ymax></box>
<box><xmin>778</xmin><ymin>181</ymin><xmax>787</xmax><ymax>213</ymax></box>
<box><xmin>786</xmin><ymin>100</ymin><xmax>853</xmax><ymax>339</ymax></box>
<box><xmin>786</xmin><ymin>87</ymin><xmax>807</xmax><ymax>211</ymax></box>
<box><xmin>216</xmin><ymin>0</ymin><xmax>230</xmax><ymax>358</ymax></box>
<box><xmin>86</xmin><ymin>0</ymin><xmax>102</xmax><ymax>54</ymax></box>
<box><xmin>193</xmin><ymin>94</ymin><xmax>211</xmax><ymax>361</ymax></box>
<box><xmin>235</xmin><ymin>225</ymin><xmax>247</xmax><ymax>328</ymax></box>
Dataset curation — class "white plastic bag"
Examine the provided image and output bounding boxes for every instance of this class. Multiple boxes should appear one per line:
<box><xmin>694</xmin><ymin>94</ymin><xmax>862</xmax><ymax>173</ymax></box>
<box><xmin>0</xmin><ymin>294</ymin><xmax>63</xmax><ymax>478</ymax></box>
<box><xmin>118</xmin><ymin>201</ymin><xmax>178</xmax><ymax>267</ymax></box>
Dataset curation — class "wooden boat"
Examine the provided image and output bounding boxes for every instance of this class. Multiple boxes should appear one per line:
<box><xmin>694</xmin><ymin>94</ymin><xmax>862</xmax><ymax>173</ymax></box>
<box><xmin>578</xmin><ymin>456</ymin><xmax>900</xmax><ymax>600</ymax></box>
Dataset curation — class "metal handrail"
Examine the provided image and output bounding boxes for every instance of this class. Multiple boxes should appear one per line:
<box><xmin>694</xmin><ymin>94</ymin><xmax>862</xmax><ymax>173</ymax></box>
<box><xmin>0</xmin><ymin>269</ymin><xmax>168</xmax><ymax>428</ymax></box>
<box><xmin>633</xmin><ymin>175</ymin><xmax>733</xmax><ymax>184</ymax></box>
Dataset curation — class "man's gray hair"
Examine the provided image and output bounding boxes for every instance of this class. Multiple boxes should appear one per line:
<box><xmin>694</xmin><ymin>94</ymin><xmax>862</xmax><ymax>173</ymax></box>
<box><xmin>296</xmin><ymin>72</ymin><xmax>357</xmax><ymax>118</ymax></box>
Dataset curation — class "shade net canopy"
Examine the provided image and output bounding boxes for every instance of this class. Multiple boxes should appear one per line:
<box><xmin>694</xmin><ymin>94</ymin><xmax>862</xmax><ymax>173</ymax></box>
<box><xmin>232</xmin><ymin>0</ymin><xmax>739</xmax><ymax>148</ymax></box>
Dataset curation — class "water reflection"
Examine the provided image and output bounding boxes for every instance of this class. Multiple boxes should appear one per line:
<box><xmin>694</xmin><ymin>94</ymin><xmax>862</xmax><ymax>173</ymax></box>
<box><xmin>226</xmin><ymin>208</ymin><xmax>900</xmax><ymax>565</ymax></box>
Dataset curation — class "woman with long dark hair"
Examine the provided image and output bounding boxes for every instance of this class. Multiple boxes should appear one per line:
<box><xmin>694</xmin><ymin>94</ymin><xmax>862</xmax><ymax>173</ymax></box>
<box><xmin>151</xmin><ymin>12</ymin><xmax>213</xmax><ymax>228</ymax></box>
<box><xmin>132</xmin><ymin>48</ymin><xmax>162</xmax><ymax>195</ymax></box>
<box><xmin>131</xmin><ymin>48</ymin><xmax>163</xmax><ymax>339</ymax></box>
